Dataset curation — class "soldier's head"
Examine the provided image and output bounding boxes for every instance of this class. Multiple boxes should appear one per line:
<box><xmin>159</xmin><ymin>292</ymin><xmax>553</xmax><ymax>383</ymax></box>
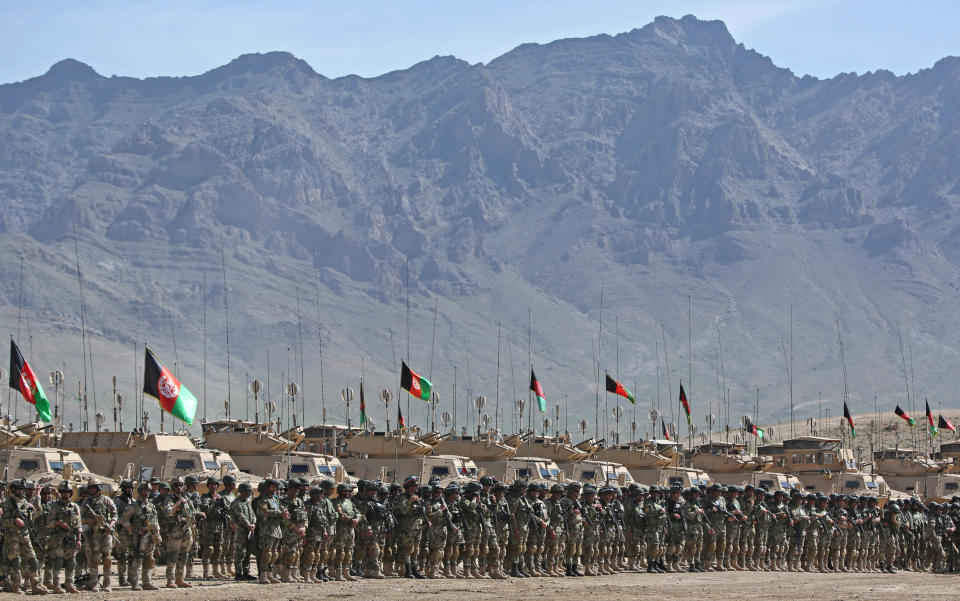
<box><xmin>337</xmin><ymin>482</ymin><xmax>355</xmax><ymax>498</ymax></box>
<box><xmin>480</xmin><ymin>475</ymin><xmax>495</xmax><ymax>491</ymax></box>
<box><xmin>184</xmin><ymin>475</ymin><xmax>199</xmax><ymax>492</ymax></box>
<box><xmin>265</xmin><ymin>479</ymin><xmax>280</xmax><ymax>495</ymax></box>
<box><xmin>309</xmin><ymin>486</ymin><xmax>323</xmax><ymax>500</ymax></box>
<box><xmin>286</xmin><ymin>479</ymin><xmax>301</xmax><ymax>497</ymax></box>
<box><xmin>137</xmin><ymin>482</ymin><xmax>151</xmax><ymax>498</ymax></box>
<box><xmin>526</xmin><ymin>483</ymin><xmax>540</xmax><ymax>498</ymax></box>
<box><xmin>87</xmin><ymin>479</ymin><xmax>103</xmax><ymax>497</ymax></box>
<box><xmin>600</xmin><ymin>486</ymin><xmax>617</xmax><ymax>502</ymax></box>
<box><xmin>670</xmin><ymin>486</ymin><xmax>683</xmax><ymax>500</ymax></box>
<box><xmin>206</xmin><ymin>476</ymin><xmax>221</xmax><ymax>493</ymax></box>
<box><xmin>170</xmin><ymin>477</ymin><xmax>185</xmax><ymax>493</ymax></box>
<box><xmin>403</xmin><ymin>476</ymin><xmax>420</xmax><ymax>494</ymax></box>
<box><xmin>24</xmin><ymin>480</ymin><xmax>36</xmax><ymax>498</ymax></box>
<box><xmin>120</xmin><ymin>480</ymin><xmax>134</xmax><ymax>495</ymax></box>
<box><xmin>550</xmin><ymin>483</ymin><xmax>564</xmax><ymax>497</ymax></box>
<box><xmin>566</xmin><ymin>482</ymin><xmax>581</xmax><ymax>500</ymax></box>
<box><xmin>430</xmin><ymin>484</ymin><xmax>443</xmax><ymax>498</ymax></box>
<box><xmin>221</xmin><ymin>474</ymin><xmax>237</xmax><ymax>492</ymax></box>
<box><xmin>58</xmin><ymin>481</ymin><xmax>73</xmax><ymax>499</ymax></box>
<box><xmin>583</xmin><ymin>485</ymin><xmax>597</xmax><ymax>501</ymax></box>
<box><xmin>319</xmin><ymin>480</ymin><xmax>335</xmax><ymax>496</ymax></box>
<box><xmin>445</xmin><ymin>483</ymin><xmax>461</xmax><ymax>500</ymax></box>
<box><xmin>9</xmin><ymin>479</ymin><xmax>25</xmax><ymax>497</ymax></box>
<box><xmin>238</xmin><ymin>482</ymin><xmax>254</xmax><ymax>498</ymax></box>
<box><xmin>39</xmin><ymin>485</ymin><xmax>53</xmax><ymax>500</ymax></box>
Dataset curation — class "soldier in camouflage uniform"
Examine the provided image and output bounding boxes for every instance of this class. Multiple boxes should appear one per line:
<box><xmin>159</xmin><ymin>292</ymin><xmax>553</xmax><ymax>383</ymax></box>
<box><xmin>488</xmin><ymin>481</ymin><xmax>511</xmax><ymax>578</ymax></box>
<box><xmin>524</xmin><ymin>483</ymin><xmax>548</xmax><ymax>577</ymax></box>
<box><xmin>279</xmin><ymin>479</ymin><xmax>308</xmax><ymax>582</ymax></box>
<box><xmin>3</xmin><ymin>479</ymin><xmax>48</xmax><ymax>594</ymax></box>
<box><xmin>198</xmin><ymin>477</ymin><xmax>227</xmax><ymax>579</ymax></box>
<box><xmin>703</xmin><ymin>484</ymin><xmax>727</xmax><ymax>571</ymax></box>
<box><xmin>228</xmin><ymin>482</ymin><xmax>257</xmax><ymax>581</ymax></box>
<box><xmin>544</xmin><ymin>483</ymin><xmax>566</xmax><ymax>577</ymax></box>
<box><xmin>256</xmin><ymin>479</ymin><xmax>284</xmax><ymax>584</ymax></box>
<box><xmin>459</xmin><ymin>481</ymin><xmax>484</xmax><ymax>578</ymax></box>
<box><xmin>34</xmin><ymin>484</ymin><xmax>54</xmax><ymax>590</ymax></box>
<box><xmin>642</xmin><ymin>485</ymin><xmax>668</xmax><ymax>573</ymax></box>
<box><xmin>506</xmin><ymin>481</ymin><xmax>531</xmax><ymax>577</ymax></box>
<box><xmin>814</xmin><ymin>495</ymin><xmax>834</xmax><ymax>572</ymax></box>
<box><xmin>442</xmin><ymin>484</ymin><xmax>464</xmax><ymax>577</ymax></box>
<box><xmin>424</xmin><ymin>485</ymin><xmax>449</xmax><ymax>579</ymax></box>
<box><xmin>391</xmin><ymin>476</ymin><xmax>425</xmax><ymax>579</ymax></box>
<box><xmin>879</xmin><ymin>501</ymin><xmax>900</xmax><ymax>573</ymax></box>
<box><xmin>81</xmin><ymin>480</ymin><xmax>118</xmax><ymax>591</ymax></box>
<box><xmin>161</xmin><ymin>476</ymin><xmax>200</xmax><ymax>588</ymax></box>
<box><xmin>560</xmin><ymin>481</ymin><xmax>585</xmax><ymax>576</ymax></box>
<box><xmin>219</xmin><ymin>475</ymin><xmax>237</xmax><ymax>577</ymax></box>
<box><xmin>113</xmin><ymin>480</ymin><xmax>134</xmax><ymax>587</ymax></box>
<box><xmin>332</xmin><ymin>482</ymin><xmax>360</xmax><ymax>581</ymax></box>
<box><xmin>119</xmin><ymin>482</ymin><xmax>162</xmax><ymax>591</ymax></box>
<box><xmin>46</xmin><ymin>482</ymin><xmax>82</xmax><ymax>594</ymax></box>
<box><xmin>301</xmin><ymin>485</ymin><xmax>329</xmax><ymax>583</ymax></box>
<box><xmin>682</xmin><ymin>487</ymin><xmax>706</xmax><ymax>572</ymax></box>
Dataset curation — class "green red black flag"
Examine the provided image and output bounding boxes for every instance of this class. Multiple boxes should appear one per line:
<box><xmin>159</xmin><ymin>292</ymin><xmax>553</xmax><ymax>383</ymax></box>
<box><xmin>400</xmin><ymin>361</ymin><xmax>432</xmax><ymax>401</ymax></box>
<box><xmin>661</xmin><ymin>418</ymin><xmax>671</xmax><ymax>441</ymax></box>
<box><xmin>938</xmin><ymin>414</ymin><xmax>956</xmax><ymax>435</ymax></box>
<box><xmin>397</xmin><ymin>402</ymin><xmax>406</xmax><ymax>429</ymax></box>
<box><xmin>926</xmin><ymin>400</ymin><xmax>938</xmax><ymax>437</ymax></box>
<box><xmin>530</xmin><ymin>369</ymin><xmax>546</xmax><ymax>413</ymax></box>
<box><xmin>143</xmin><ymin>346</ymin><xmax>198</xmax><ymax>425</ymax></box>
<box><xmin>895</xmin><ymin>405</ymin><xmax>916</xmax><ymax>426</ymax></box>
<box><xmin>746</xmin><ymin>421</ymin><xmax>765</xmax><ymax>441</ymax></box>
<box><xmin>605</xmin><ymin>373</ymin><xmax>635</xmax><ymax>403</ymax></box>
<box><xmin>679</xmin><ymin>382</ymin><xmax>692</xmax><ymax>425</ymax></box>
<box><xmin>9</xmin><ymin>339</ymin><xmax>51</xmax><ymax>423</ymax></box>
<box><xmin>843</xmin><ymin>401</ymin><xmax>855</xmax><ymax>438</ymax></box>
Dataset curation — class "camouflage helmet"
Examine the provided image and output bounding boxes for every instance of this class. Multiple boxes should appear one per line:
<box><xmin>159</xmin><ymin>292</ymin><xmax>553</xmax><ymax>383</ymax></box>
<box><xmin>57</xmin><ymin>481</ymin><xmax>73</xmax><ymax>494</ymax></box>
<box><xmin>120</xmin><ymin>479</ymin><xmax>134</xmax><ymax>490</ymax></box>
<box><xmin>464</xmin><ymin>481</ymin><xmax>482</xmax><ymax>494</ymax></box>
<box><xmin>319</xmin><ymin>479</ymin><xmax>335</xmax><ymax>490</ymax></box>
<box><xmin>445</xmin><ymin>483</ymin><xmax>461</xmax><ymax>494</ymax></box>
<box><xmin>184</xmin><ymin>475</ymin><xmax>199</xmax><ymax>486</ymax></box>
<box><xmin>137</xmin><ymin>481</ymin><xmax>151</xmax><ymax>492</ymax></box>
<box><xmin>337</xmin><ymin>482</ymin><xmax>355</xmax><ymax>493</ymax></box>
<box><xmin>86</xmin><ymin>478</ymin><xmax>102</xmax><ymax>490</ymax></box>
<box><xmin>550</xmin><ymin>483</ymin><xmax>564</xmax><ymax>494</ymax></box>
<box><xmin>286</xmin><ymin>479</ymin><xmax>301</xmax><ymax>489</ymax></box>
<box><xmin>222</xmin><ymin>474</ymin><xmax>237</xmax><ymax>485</ymax></box>
<box><xmin>238</xmin><ymin>482</ymin><xmax>253</xmax><ymax>493</ymax></box>
<box><xmin>479</xmin><ymin>475</ymin><xmax>495</xmax><ymax>486</ymax></box>
<box><xmin>158</xmin><ymin>481</ymin><xmax>171</xmax><ymax>490</ymax></box>
<box><xmin>309</xmin><ymin>486</ymin><xmax>323</xmax><ymax>497</ymax></box>
<box><xmin>379</xmin><ymin>485</ymin><xmax>390</xmax><ymax>495</ymax></box>
<box><xmin>403</xmin><ymin>475</ymin><xmax>420</xmax><ymax>488</ymax></box>
<box><xmin>169</xmin><ymin>477</ymin><xmax>185</xmax><ymax>487</ymax></box>
<box><xmin>206</xmin><ymin>476</ymin><xmax>220</xmax><ymax>485</ymax></box>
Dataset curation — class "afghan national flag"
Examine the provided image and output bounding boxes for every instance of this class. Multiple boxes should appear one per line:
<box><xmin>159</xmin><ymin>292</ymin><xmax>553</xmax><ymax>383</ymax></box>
<box><xmin>661</xmin><ymin>418</ymin><xmax>671</xmax><ymax>441</ymax></box>
<box><xmin>530</xmin><ymin>369</ymin><xmax>546</xmax><ymax>413</ymax></box>
<box><xmin>747</xmin><ymin>422</ymin><xmax>765</xmax><ymax>441</ymax></box>
<box><xmin>938</xmin><ymin>414</ymin><xmax>956</xmax><ymax>434</ymax></box>
<box><xmin>605</xmin><ymin>373</ymin><xmax>635</xmax><ymax>403</ymax></box>
<box><xmin>9</xmin><ymin>340</ymin><xmax>51</xmax><ymax>423</ymax></box>
<box><xmin>359</xmin><ymin>380</ymin><xmax>367</xmax><ymax>426</ymax></box>
<box><xmin>843</xmin><ymin>401</ymin><xmax>855</xmax><ymax>438</ymax></box>
<box><xmin>397</xmin><ymin>402</ymin><xmax>406</xmax><ymax>429</ymax></box>
<box><xmin>143</xmin><ymin>347</ymin><xmax>197</xmax><ymax>425</ymax></box>
<box><xmin>895</xmin><ymin>405</ymin><xmax>916</xmax><ymax>426</ymax></box>
<box><xmin>679</xmin><ymin>382</ymin><xmax>692</xmax><ymax>425</ymax></box>
<box><xmin>400</xmin><ymin>361</ymin><xmax>432</xmax><ymax>401</ymax></box>
<box><xmin>926</xmin><ymin>400</ymin><xmax>938</xmax><ymax>437</ymax></box>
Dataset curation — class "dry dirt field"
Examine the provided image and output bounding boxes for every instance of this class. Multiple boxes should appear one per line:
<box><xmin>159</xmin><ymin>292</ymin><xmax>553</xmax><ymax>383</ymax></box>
<box><xmin>51</xmin><ymin>571</ymin><xmax>958</xmax><ymax>601</ymax></box>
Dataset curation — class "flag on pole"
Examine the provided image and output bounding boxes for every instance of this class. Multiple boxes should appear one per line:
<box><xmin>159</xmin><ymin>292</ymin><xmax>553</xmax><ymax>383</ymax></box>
<box><xmin>895</xmin><ymin>405</ymin><xmax>916</xmax><ymax>426</ymax></box>
<box><xmin>529</xmin><ymin>369</ymin><xmax>546</xmax><ymax>413</ymax></box>
<box><xmin>843</xmin><ymin>401</ymin><xmax>855</xmax><ymax>438</ymax></box>
<box><xmin>359</xmin><ymin>380</ymin><xmax>367</xmax><ymax>426</ymax></box>
<box><xmin>9</xmin><ymin>339</ymin><xmax>51</xmax><ymax>423</ymax></box>
<box><xmin>679</xmin><ymin>382</ymin><xmax>692</xmax><ymax>425</ymax></box>
<box><xmin>143</xmin><ymin>346</ymin><xmax>198</xmax><ymax>425</ymax></box>
<box><xmin>926</xmin><ymin>400</ymin><xmax>938</xmax><ymax>437</ymax></box>
<box><xmin>747</xmin><ymin>422</ymin><xmax>765</xmax><ymax>441</ymax></box>
<box><xmin>397</xmin><ymin>402</ymin><xmax>406</xmax><ymax>429</ymax></box>
<box><xmin>400</xmin><ymin>361</ymin><xmax>432</xmax><ymax>401</ymax></box>
<box><xmin>661</xmin><ymin>418</ymin><xmax>671</xmax><ymax>441</ymax></box>
<box><xmin>605</xmin><ymin>374</ymin><xmax>635</xmax><ymax>403</ymax></box>
<box><xmin>938</xmin><ymin>414</ymin><xmax>956</xmax><ymax>435</ymax></box>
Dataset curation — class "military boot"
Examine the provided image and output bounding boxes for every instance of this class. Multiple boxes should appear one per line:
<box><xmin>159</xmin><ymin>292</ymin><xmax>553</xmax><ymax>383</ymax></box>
<box><xmin>663</xmin><ymin>556</ymin><xmax>676</xmax><ymax>573</ymax></box>
<box><xmin>129</xmin><ymin>560</ymin><xmax>142</xmax><ymax>592</ymax></box>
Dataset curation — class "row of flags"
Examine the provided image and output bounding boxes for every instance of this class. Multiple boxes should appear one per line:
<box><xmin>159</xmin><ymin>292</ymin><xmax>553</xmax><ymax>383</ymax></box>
<box><xmin>7</xmin><ymin>339</ymin><xmax>960</xmax><ymax>440</ymax></box>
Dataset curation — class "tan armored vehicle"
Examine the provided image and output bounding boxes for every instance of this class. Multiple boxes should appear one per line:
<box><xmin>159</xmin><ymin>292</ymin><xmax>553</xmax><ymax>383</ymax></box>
<box><xmin>58</xmin><ymin>431</ymin><xmax>257</xmax><ymax>483</ymax></box>
<box><xmin>874</xmin><ymin>447</ymin><xmax>960</xmax><ymax>500</ymax></box>
<box><xmin>474</xmin><ymin>456</ymin><xmax>562</xmax><ymax>485</ymax></box>
<box><xmin>558</xmin><ymin>459</ymin><xmax>634</xmax><ymax>486</ymax></box>
<box><xmin>761</xmin><ymin>436</ymin><xmax>905</xmax><ymax>498</ymax></box>
<box><xmin>337</xmin><ymin>429</ymin><xmax>478</xmax><ymax>485</ymax></box>
<box><xmin>512</xmin><ymin>434</ymin><xmax>591</xmax><ymax>464</ymax></box>
<box><xmin>4</xmin><ymin>447</ymin><xmax>119</xmax><ymax>494</ymax></box>
<box><xmin>0</xmin><ymin>420</ymin><xmax>47</xmax><ymax>447</ymax></box>
<box><xmin>431</xmin><ymin>431</ymin><xmax>518</xmax><ymax>460</ymax></box>
<box><xmin>689</xmin><ymin>441</ymin><xmax>800</xmax><ymax>492</ymax></box>
<box><xmin>201</xmin><ymin>419</ymin><xmax>348</xmax><ymax>482</ymax></box>
<box><xmin>592</xmin><ymin>439</ymin><xmax>709</xmax><ymax>487</ymax></box>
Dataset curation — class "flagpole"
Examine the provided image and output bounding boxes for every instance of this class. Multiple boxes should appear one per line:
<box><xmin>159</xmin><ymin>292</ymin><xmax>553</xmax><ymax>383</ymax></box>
<box><xmin>315</xmin><ymin>251</ymin><xmax>327</xmax><ymax>434</ymax></box>
<box><xmin>687</xmin><ymin>295</ymin><xmax>692</xmax><ymax>455</ymax></box>
<box><xmin>495</xmin><ymin>322</ymin><xmax>501</xmax><ymax>433</ymax></box>
<box><xmin>202</xmin><ymin>273</ymin><xmax>207</xmax><ymax>423</ymax></box>
<box><xmin>296</xmin><ymin>286</ymin><xmax>306</xmax><ymax>427</ymax></box>
<box><xmin>405</xmin><ymin>259</ymin><xmax>410</xmax><ymax>427</ymax></box>
<box><xmin>595</xmin><ymin>282</ymin><xmax>603</xmax><ymax>440</ymax></box>
<box><xmin>527</xmin><ymin>308</ymin><xmax>532</xmax><ymax>436</ymax></box>
<box><xmin>220</xmin><ymin>234</ymin><xmax>232</xmax><ymax>421</ymax></box>
<box><xmin>661</xmin><ymin>324</ymin><xmax>674</xmax><ymax>439</ymax></box>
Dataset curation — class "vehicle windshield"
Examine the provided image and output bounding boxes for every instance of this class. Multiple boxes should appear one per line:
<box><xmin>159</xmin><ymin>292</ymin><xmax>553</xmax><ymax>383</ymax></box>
<box><xmin>203</xmin><ymin>461</ymin><xmax>219</xmax><ymax>470</ymax></box>
<box><xmin>49</xmin><ymin>460</ymin><xmax>86</xmax><ymax>473</ymax></box>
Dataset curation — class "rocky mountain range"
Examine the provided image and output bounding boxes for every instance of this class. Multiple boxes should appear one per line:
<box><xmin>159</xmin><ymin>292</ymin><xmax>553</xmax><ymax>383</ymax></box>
<box><xmin>1</xmin><ymin>14</ymin><xmax>959</xmax><ymax>439</ymax></box>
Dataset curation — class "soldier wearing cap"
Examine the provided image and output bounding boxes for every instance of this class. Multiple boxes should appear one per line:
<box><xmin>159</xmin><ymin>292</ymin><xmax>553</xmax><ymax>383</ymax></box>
<box><xmin>331</xmin><ymin>482</ymin><xmax>360</xmax><ymax>581</ymax></box>
<box><xmin>580</xmin><ymin>484</ymin><xmax>602</xmax><ymax>575</ymax></box>
<box><xmin>442</xmin><ymin>483</ymin><xmax>464</xmax><ymax>577</ymax></box>
<box><xmin>118</xmin><ymin>481</ymin><xmax>161</xmax><ymax>591</ymax></box>
<box><xmin>597</xmin><ymin>485</ymin><xmax>619</xmax><ymax>575</ymax></box>
<box><xmin>301</xmin><ymin>485</ymin><xmax>330</xmax><ymax>583</ymax></box>
<box><xmin>559</xmin><ymin>482</ymin><xmax>585</xmax><ymax>576</ymax></box>
<box><xmin>114</xmin><ymin>480</ymin><xmax>135</xmax><ymax>586</ymax></box>
<box><xmin>421</xmin><ymin>484</ymin><xmax>447</xmax><ymax>578</ymax></box>
<box><xmin>358</xmin><ymin>480</ymin><xmax>389</xmax><ymax>579</ymax></box>
<box><xmin>392</xmin><ymin>476</ymin><xmax>426</xmax><ymax>579</ymax></box>
<box><xmin>80</xmin><ymin>478</ymin><xmax>118</xmax><ymax>591</ymax></box>
<box><xmin>487</xmin><ymin>481</ymin><xmax>511</xmax><ymax>578</ymax></box>
<box><xmin>504</xmin><ymin>481</ymin><xmax>530</xmax><ymax>577</ymax></box>
<box><xmin>199</xmin><ymin>476</ymin><xmax>227</xmax><ymax>579</ymax></box>
<box><xmin>46</xmin><ymin>482</ymin><xmax>82</xmax><ymax>593</ymax></box>
<box><xmin>228</xmin><ymin>482</ymin><xmax>257</xmax><ymax>581</ymax></box>
<box><xmin>278</xmin><ymin>479</ymin><xmax>308</xmax><ymax>582</ymax></box>
<box><xmin>542</xmin><ymin>483</ymin><xmax>566</xmax><ymax>577</ymax></box>
<box><xmin>682</xmin><ymin>486</ymin><xmax>707</xmax><ymax>572</ymax></box>
<box><xmin>220</xmin><ymin>474</ymin><xmax>238</xmax><ymax>577</ymax></box>
<box><xmin>256</xmin><ymin>479</ymin><xmax>285</xmax><ymax>584</ymax></box>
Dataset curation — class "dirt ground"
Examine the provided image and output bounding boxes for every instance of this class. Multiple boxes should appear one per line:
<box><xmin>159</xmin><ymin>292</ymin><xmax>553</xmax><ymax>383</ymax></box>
<box><xmin>54</xmin><ymin>571</ymin><xmax>958</xmax><ymax>601</ymax></box>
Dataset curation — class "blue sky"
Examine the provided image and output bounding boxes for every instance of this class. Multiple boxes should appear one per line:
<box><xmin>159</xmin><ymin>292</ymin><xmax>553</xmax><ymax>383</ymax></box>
<box><xmin>1</xmin><ymin>1</ymin><xmax>957</xmax><ymax>84</ymax></box>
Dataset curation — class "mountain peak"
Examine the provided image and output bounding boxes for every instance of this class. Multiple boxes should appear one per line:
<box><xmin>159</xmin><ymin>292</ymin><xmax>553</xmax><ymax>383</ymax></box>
<box><xmin>639</xmin><ymin>14</ymin><xmax>736</xmax><ymax>49</ymax></box>
<box><xmin>42</xmin><ymin>58</ymin><xmax>101</xmax><ymax>83</ymax></box>
<box><xmin>206</xmin><ymin>51</ymin><xmax>320</xmax><ymax>78</ymax></box>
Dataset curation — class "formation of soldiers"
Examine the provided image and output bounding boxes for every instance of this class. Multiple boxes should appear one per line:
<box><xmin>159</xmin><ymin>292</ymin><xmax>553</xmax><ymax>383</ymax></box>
<box><xmin>3</xmin><ymin>475</ymin><xmax>960</xmax><ymax>593</ymax></box>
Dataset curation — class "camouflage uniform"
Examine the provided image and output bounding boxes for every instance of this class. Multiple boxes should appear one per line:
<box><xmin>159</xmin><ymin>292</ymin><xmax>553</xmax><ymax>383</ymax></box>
<box><xmin>256</xmin><ymin>481</ymin><xmax>284</xmax><ymax>584</ymax></box>
<box><xmin>391</xmin><ymin>478</ymin><xmax>425</xmax><ymax>579</ymax></box>
<box><xmin>278</xmin><ymin>482</ymin><xmax>308</xmax><ymax>581</ymax></box>
<box><xmin>2</xmin><ymin>482</ymin><xmax>43</xmax><ymax>594</ymax></box>
<box><xmin>228</xmin><ymin>483</ymin><xmax>257</xmax><ymax>580</ymax></box>
<box><xmin>81</xmin><ymin>485</ymin><xmax>118</xmax><ymax>590</ymax></box>
<box><xmin>331</xmin><ymin>483</ymin><xmax>360</xmax><ymax>581</ymax></box>
<box><xmin>199</xmin><ymin>481</ymin><xmax>228</xmax><ymax>579</ymax></box>
<box><xmin>161</xmin><ymin>479</ymin><xmax>198</xmax><ymax>587</ymax></box>
<box><xmin>113</xmin><ymin>484</ymin><xmax>134</xmax><ymax>586</ymax></box>
<box><xmin>45</xmin><ymin>484</ymin><xmax>82</xmax><ymax>593</ymax></box>
<box><xmin>302</xmin><ymin>487</ymin><xmax>331</xmax><ymax>582</ymax></box>
<box><xmin>118</xmin><ymin>485</ymin><xmax>162</xmax><ymax>591</ymax></box>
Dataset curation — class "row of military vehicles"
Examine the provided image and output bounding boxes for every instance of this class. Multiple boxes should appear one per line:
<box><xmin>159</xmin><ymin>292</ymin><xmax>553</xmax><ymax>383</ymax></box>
<box><xmin>4</xmin><ymin>417</ymin><xmax>960</xmax><ymax>502</ymax></box>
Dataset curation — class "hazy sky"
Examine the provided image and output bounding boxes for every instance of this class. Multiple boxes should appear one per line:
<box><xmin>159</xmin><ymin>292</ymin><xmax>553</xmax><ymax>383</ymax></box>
<box><xmin>1</xmin><ymin>1</ymin><xmax>958</xmax><ymax>84</ymax></box>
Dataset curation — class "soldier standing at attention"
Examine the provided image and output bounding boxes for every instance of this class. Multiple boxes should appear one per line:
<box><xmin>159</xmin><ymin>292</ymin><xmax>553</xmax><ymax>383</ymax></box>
<box><xmin>257</xmin><ymin>479</ymin><xmax>285</xmax><ymax>585</ymax></box>
<box><xmin>199</xmin><ymin>476</ymin><xmax>226</xmax><ymax>579</ymax></box>
<box><xmin>279</xmin><ymin>479</ymin><xmax>308</xmax><ymax>582</ymax></box>
<box><xmin>119</xmin><ymin>482</ymin><xmax>162</xmax><ymax>591</ymax></box>
<box><xmin>220</xmin><ymin>475</ymin><xmax>237</xmax><ymax>578</ymax></box>
<box><xmin>229</xmin><ymin>482</ymin><xmax>257</xmax><ymax>581</ymax></box>
<box><xmin>162</xmin><ymin>476</ymin><xmax>201</xmax><ymax>588</ymax></box>
<box><xmin>332</xmin><ymin>482</ymin><xmax>360</xmax><ymax>581</ymax></box>
<box><xmin>81</xmin><ymin>480</ymin><xmax>118</xmax><ymax>591</ymax></box>
<box><xmin>46</xmin><ymin>482</ymin><xmax>82</xmax><ymax>594</ymax></box>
